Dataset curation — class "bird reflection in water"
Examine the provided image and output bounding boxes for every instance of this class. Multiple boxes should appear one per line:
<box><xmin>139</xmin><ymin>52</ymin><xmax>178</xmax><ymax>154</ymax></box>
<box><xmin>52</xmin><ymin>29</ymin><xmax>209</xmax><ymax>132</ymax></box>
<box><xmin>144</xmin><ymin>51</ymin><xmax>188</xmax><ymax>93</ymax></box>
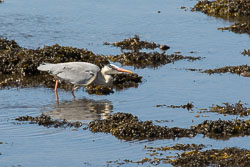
<box><xmin>46</xmin><ymin>98</ymin><xmax>113</xmax><ymax>121</ymax></box>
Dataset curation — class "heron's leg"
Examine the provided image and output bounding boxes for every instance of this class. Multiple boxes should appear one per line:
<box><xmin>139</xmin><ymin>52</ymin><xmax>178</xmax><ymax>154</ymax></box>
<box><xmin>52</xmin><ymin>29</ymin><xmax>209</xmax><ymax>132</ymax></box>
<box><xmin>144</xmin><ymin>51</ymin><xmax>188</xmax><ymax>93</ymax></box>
<box><xmin>55</xmin><ymin>92</ymin><xmax>59</xmax><ymax>103</ymax></box>
<box><xmin>54</xmin><ymin>79</ymin><xmax>59</xmax><ymax>92</ymax></box>
<box><xmin>54</xmin><ymin>80</ymin><xmax>59</xmax><ymax>101</ymax></box>
<box><xmin>71</xmin><ymin>85</ymin><xmax>79</xmax><ymax>100</ymax></box>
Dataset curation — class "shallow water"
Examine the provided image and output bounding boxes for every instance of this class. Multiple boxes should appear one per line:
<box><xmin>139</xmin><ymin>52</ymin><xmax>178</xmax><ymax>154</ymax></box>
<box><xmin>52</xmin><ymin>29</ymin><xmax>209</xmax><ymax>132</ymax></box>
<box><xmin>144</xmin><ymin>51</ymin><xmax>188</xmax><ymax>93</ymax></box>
<box><xmin>0</xmin><ymin>0</ymin><xmax>250</xmax><ymax>166</ymax></box>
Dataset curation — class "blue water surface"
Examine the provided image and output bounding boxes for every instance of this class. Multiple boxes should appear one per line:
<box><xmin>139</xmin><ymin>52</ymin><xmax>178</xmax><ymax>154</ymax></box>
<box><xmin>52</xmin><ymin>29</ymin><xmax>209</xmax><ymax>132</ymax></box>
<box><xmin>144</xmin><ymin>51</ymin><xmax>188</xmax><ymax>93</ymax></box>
<box><xmin>0</xmin><ymin>0</ymin><xmax>250</xmax><ymax>166</ymax></box>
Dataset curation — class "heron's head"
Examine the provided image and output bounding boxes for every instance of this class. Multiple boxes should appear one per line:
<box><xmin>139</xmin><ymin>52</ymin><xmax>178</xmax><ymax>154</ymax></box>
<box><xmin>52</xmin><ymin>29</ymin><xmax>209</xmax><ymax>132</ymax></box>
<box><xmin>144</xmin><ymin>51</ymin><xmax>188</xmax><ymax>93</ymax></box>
<box><xmin>102</xmin><ymin>64</ymin><xmax>133</xmax><ymax>75</ymax></box>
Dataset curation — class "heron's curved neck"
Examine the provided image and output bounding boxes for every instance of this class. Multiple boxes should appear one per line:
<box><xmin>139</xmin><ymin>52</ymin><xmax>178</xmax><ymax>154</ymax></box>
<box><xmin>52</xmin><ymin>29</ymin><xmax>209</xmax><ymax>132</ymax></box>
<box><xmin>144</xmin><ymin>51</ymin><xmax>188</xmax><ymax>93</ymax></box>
<box><xmin>103</xmin><ymin>74</ymin><xmax>113</xmax><ymax>85</ymax></box>
<box><xmin>97</xmin><ymin>69</ymin><xmax>113</xmax><ymax>86</ymax></box>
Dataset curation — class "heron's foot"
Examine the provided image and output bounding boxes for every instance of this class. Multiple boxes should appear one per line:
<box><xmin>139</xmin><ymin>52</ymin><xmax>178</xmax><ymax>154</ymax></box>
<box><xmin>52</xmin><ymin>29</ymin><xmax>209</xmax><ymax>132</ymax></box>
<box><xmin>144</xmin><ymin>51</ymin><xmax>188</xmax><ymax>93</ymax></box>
<box><xmin>71</xmin><ymin>90</ymin><xmax>77</xmax><ymax>99</ymax></box>
<box><xmin>72</xmin><ymin>93</ymin><xmax>77</xmax><ymax>101</ymax></box>
<box><xmin>56</xmin><ymin>98</ymin><xmax>59</xmax><ymax>105</ymax></box>
<box><xmin>71</xmin><ymin>85</ymin><xmax>80</xmax><ymax>100</ymax></box>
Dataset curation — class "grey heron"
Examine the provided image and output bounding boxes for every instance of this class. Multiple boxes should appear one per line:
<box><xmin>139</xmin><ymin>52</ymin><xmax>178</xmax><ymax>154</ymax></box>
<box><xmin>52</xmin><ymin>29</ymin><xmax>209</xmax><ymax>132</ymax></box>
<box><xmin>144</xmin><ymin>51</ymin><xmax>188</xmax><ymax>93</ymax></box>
<box><xmin>37</xmin><ymin>62</ymin><xmax>133</xmax><ymax>100</ymax></box>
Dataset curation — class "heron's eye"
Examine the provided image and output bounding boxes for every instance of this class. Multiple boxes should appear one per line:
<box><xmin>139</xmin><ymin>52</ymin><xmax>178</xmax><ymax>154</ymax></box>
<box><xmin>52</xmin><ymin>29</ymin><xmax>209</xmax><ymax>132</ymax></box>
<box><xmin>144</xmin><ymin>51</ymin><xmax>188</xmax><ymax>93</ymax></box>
<box><xmin>108</xmin><ymin>65</ymin><xmax>116</xmax><ymax>70</ymax></box>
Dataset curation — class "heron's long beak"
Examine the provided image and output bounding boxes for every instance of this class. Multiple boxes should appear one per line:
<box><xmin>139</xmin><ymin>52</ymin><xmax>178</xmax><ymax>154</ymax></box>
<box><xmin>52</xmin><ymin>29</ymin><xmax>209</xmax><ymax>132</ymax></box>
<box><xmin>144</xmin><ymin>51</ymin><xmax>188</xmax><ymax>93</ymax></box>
<box><xmin>116</xmin><ymin>67</ymin><xmax>133</xmax><ymax>74</ymax></box>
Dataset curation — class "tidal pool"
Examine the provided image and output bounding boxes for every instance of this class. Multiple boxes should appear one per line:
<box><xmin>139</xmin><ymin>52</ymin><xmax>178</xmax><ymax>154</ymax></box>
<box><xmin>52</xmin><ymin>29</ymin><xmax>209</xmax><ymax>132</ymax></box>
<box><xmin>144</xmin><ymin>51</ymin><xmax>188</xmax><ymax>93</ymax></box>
<box><xmin>0</xmin><ymin>0</ymin><xmax>249</xmax><ymax>166</ymax></box>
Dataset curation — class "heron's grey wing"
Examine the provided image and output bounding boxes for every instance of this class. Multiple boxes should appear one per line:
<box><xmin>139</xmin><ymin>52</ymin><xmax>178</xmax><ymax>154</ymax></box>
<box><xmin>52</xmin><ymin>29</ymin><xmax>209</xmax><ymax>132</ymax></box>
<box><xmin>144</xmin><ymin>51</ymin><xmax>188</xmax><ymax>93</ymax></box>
<box><xmin>50</xmin><ymin>63</ymin><xmax>100</xmax><ymax>85</ymax></box>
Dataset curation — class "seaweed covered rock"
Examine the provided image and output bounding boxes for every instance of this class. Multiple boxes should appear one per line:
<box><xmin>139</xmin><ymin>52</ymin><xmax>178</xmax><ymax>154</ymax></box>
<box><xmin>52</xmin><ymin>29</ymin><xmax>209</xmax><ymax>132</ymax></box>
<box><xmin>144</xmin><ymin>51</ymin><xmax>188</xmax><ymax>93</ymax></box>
<box><xmin>193</xmin><ymin>0</ymin><xmax>250</xmax><ymax>17</ymax></box>
<box><xmin>193</xmin><ymin>0</ymin><xmax>250</xmax><ymax>35</ymax></box>
<box><xmin>202</xmin><ymin>64</ymin><xmax>250</xmax><ymax>75</ymax></box>
<box><xmin>88</xmin><ymin>112</ymin><xmax>196</xmax><ymax>140</ymax></box>
<box><xmin>104</xmin><ymin>35</ymin><xmax>170</xmax><ymax>52</ymax></box>
<box><xmin>241</xmin><ymin>49</ymin><xmax>250</xmax><ymax>56</ymax></box>
<box><xmin>16</xmin><ymin>114</ymin><xmax>83</xmax><ymax>128</ymax></box>
<box><xmin>105</xmin><ymin>36</ymin><xmax>200</xmax><ymax>69</ymax></box>
<box><xmin>192</xmin><ymin>119</ymin><xmax>250</xmax><ymax>139</ymax></box>
<box><xmin>0</xmin><ymin>38</ymin><xmax>142</xmax><ymax>94</ymax></box>
<box><xmin>208</xmin><ymin>101</ymin><xmax>250</xmax><ymax>116</ymax></box>
<box><xmin>170</xmin><ymin>147</ymin><xmax>250</xmax><ymax>167</ymax></box>
<box><xmin>0</xmin><ymin>38</ymin><xmax>20</xmax><ymax>50</ymax></box>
